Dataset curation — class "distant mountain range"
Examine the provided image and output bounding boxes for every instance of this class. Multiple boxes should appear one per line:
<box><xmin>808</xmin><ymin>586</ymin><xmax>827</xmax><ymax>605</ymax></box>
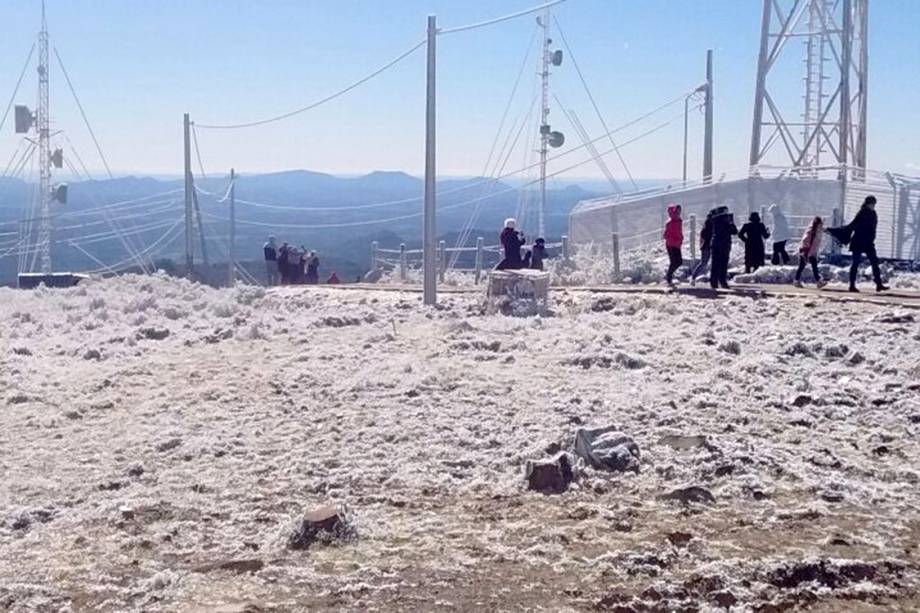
<box><xmin>0</xmin><ymin>170</ymin><xmax>662</xmax><ymax>285</ymax></box>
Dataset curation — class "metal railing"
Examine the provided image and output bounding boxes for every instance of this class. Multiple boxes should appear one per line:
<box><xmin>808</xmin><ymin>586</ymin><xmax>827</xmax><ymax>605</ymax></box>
<box><xmin>369</xmin><ymin>237</ymin><xmax>567</xmax><ymax>284</ymax></box>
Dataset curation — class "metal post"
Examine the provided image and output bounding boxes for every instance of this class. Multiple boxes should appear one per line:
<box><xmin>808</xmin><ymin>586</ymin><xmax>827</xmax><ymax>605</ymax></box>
<box><xmin>423</xmin><ymin>15</ymin><xmax>437</xmax><ymax>305</ymax></box>
<box><xmin>438</xmin><ymin>239</ymin><xmax>446</xmax><ymax>283</ymax></box>
<box><xmin>702</xmin><ymin>49</ymin><xmax>713</xmax><ymax>183</ymax></box>
<box><xmin>749</xmin><ymin>0</ymin><xmax>771</xmax><ymax>170</ymax></box>
<box><xmin>839</xmin><ymin>0</ymin><xmax>853</xmax><ymax>176</ymax></box>
<box><xmin>682</xmin><ymin>95</ymin><xmax>690</xmax><ymax>186</ymax></box>
<box><xmin>689</xmin><ymin>214</ymin><xmax>697</xmax><ymax>267</ymax></box>
<box><xmin>561</xmin><ymin>234</ymin><xmax>570</xmax><ymax>262</ymax></box>
<box><xmin>474</xmin><ymin>236</ymin><xmax>484</xmax><ymax>284</ymax></box>
<box><xmin>228</xmin><ymin>168</ymin><xmax>236</xmax><ymax>286</ymax></box>
<box><xmin>371</xmin><ymin>240</ymin><xmax>379</xmax><ymax>273</ymax></box>
<box><xmin>399</xmin><ymin>243</ymin><xmax>407</xmax><ymax>281</ymax></box>
<box><xmin>611</xmin><ymin>232</ymin><xmax>621</xmax><ymax>281</ymax></box>
<box><xmin>183</xmin><ymin>113</ymin><xmax>193</xmax><ymax>277</ymax></box>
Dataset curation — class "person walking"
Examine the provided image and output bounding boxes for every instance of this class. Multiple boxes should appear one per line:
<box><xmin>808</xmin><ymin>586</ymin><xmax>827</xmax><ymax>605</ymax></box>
<box><xmin>738</xmin><ymin>212</ymin><xmax>770</xmax><ymax>273</ymax></box>
<box><xmin>263</xmin><ymin>236</ymin><xmax>278</xmax><ymax>286</ymax></box>
<box><xmin>305</xmin><ymin>251</ymin><xmax>320</xmax><ymax>284</ymax></box>
<box><xmin>691</xmin><ymin>208</ymin><xmax>716</xmax><ymax>286</ymax></box>
<box><xmin>843</xmin><ymin>196</ymin><xmax>888</xmax><ymax>293</ymax></box>
<box><xmin>794</xmin><ymin>216</ymin><xmax>827</xmax><ymax>288</ymax></box>
<box><xmin>709</xmin><ymin>207</ymin><xmax>738</xmax><ymax>289</ymax></box>
<box><xmin>496</xmin><ymin>218</ymin><xmax>525</xmax><ymax>270</ymax></box>
<box><xmin>662</xmin><ymin>203</ymin><xmax>683</xmax><ymax>286</ymax></box>
<box><xmin>769</xmin><ymin>204</ymin><xmax>791</xmax><ymax>264</ymax></box>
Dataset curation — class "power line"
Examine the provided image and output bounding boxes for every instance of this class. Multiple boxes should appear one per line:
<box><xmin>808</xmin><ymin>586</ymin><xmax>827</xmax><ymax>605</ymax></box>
<box><xmin>0</xmin><ymin>43</ymin><xmax>36</xmax><ymax>135</ymax></box>
<box><xmin>439</xmin><ymin>0</ymin><xmax>568</xmax><ymax>35</ymax></box>
<box><xmin>553</xmin><ymin>16</ymin><xmax>636</xmax><ymax>190</ymax></box>
<box><xmin>218</xmin><ymin>108</ymin><xmax>688</xmax><ymax>231</ymax></box>
<box><xmin>197</xmin><ymin>87</ymin><xmax>695</xmax><ymax>214</ymax></box>
<box><xmin>195</xmin><ymin>38</ymin><xmax>426</xmax><ymax>130</ymax></box>
<box><xmin>53</xmin><ymin>47</ymin><xmax>113</xmax><ymax>178</ymax></box>
<box><xmin>191</xmin><ymin>123</ymin><xmax>208</xmax><ymax>179</ymax></box>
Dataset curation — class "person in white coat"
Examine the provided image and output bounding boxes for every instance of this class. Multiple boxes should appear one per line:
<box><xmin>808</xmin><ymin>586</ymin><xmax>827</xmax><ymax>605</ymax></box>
<box><xmin>794</xmin><ymin>216</ymin><xmax>827</xmax><ymax>288</ymax></box>
<box><xmin>769</xmin><ymin>204</ymin><xmax>791</xmax><ymax>265</ymax></box>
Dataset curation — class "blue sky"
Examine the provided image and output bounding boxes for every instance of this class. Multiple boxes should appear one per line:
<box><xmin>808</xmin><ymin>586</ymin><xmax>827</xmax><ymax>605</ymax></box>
<box><xmin>1</xmin><ymin>0</ymin><xmax>918</xmax><ymax>182</ymax></box>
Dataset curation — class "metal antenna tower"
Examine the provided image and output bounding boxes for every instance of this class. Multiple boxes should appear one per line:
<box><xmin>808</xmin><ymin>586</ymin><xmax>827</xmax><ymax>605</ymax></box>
<box><xmin>749</xmin><ymin>0</ymin><xmax>868</xmax><ymax>172</ymax></box>
<box><xmin>37</xmin><ymin>0</ymin><xmax>53</xmax><ymax>273</ymax></box>
<box><xmin>538</xmin><ymin>8</ymin><xmax>550</xmax><ymax>239</ymax></box>
<box><xmin>535</xmin><ymin>9</ymin><xmax>564</xmax><ymax>239</ymax></box>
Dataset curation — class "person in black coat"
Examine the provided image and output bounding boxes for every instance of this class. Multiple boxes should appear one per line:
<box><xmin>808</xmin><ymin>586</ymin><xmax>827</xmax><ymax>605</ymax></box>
<box><xmin>691</xmin><ymin>208</ymin><xmax>716</xmax><ymax>285</ymax></box>
<box><xmin>709</xmin><ymin>207</ymin><xmax>738</xmax><ymax>289</ymax></box>
<box><xmin>277</xmin><ymin>242</ymin><xmax>290</xmax><ymax>285</ymax></box>
<box><xmin>844</xmin><ymin>196</ymin><xmax>887</xmax><ymax>292</ymax></box>
<box><xmin>496</xmin><ymin>218</ymin><xmax>525</xmax><ymax>270</ymax></box>
<box><xmin>530</xmin><ymin>238</ymin><xmax>546</xmax><ymax>270</ymax></box>
<box><xmin>738</xmin><ymin>212</ymin><xmax>771</xmax><ymax>273</ymax></box>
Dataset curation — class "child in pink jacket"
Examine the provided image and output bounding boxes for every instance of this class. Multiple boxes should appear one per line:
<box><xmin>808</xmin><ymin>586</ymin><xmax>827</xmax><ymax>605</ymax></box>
<box><xmin>794</xmin><ymin>216</ymin><xmax>827</xmax><ymax>288</ymax></box>
<box><xmin>662</xmin><ymin>203</ymin><xmax>683</xmax><ymax>286</ymax></box>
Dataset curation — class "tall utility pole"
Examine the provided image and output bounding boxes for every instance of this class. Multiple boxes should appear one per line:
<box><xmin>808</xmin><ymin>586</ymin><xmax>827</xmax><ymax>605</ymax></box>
<box><xmin>749</xmin><ymin>0</ymin><xmax>868</xmax><ymax>171</ymax></box>
<box><xmin>183</xmin><ymin>113</ymin><xmax>194</xmax><ymax>277</ymax></box>
<box><xmin>538</xmin><ymin>8</ymin><xmax>551</xmax><ymax>240</ymax></box>
<box><xmin>228</xmin><ymin>168</ymin><xmax>236</xmax><ymax>286</ymax></box>
<box><xmin>702</xmin><ymin>49</ymin><xmax>714</xmax><ymax>183</ymax></box>
<box><xmin>423</xmin><ymin>15</ymin><xmax>437</xmax><ymax>306</ymax></box>
<box><xmin>36</xmin><ymin>2</ymin><xmax>52</xmax><ymax>274</ymax></box>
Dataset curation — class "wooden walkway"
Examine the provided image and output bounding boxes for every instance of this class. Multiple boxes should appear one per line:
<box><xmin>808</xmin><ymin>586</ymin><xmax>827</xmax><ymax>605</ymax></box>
<box><xmin>276</xmin><ymin>282</ymin><xmax>920</xmax><ymax>309</ymax></box>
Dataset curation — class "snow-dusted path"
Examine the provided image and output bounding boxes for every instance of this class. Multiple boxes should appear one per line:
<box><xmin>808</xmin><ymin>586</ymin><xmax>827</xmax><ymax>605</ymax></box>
<box><xmin>1</xmin><ymin>276</ymin><xmax>919</xmax><ymax>612</ymax></box>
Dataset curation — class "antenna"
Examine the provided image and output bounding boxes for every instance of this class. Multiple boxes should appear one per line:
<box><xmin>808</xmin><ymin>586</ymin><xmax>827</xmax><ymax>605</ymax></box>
<box><xmin>536</xmin><ymin>8</ymin><xmax>564</xmax><ymax>239</ymax></box>
<box><xmin>36</xmin><ymin>0</ymin><xmax>53</xmax><ymax>273</ymax></box>
<box><xmin>749</xmin><ymin>0</ymin><xmax>868</xmax><ymax>172</ymax></box>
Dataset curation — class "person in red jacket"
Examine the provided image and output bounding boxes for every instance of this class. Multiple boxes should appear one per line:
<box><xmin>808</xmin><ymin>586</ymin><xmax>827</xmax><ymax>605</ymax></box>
<box><xmin>326</xmin><ymin>271</ymin><xmax>340</xmax><ymax>284</ymax></box>
<box><xmin>662</xmin><ymin>203</ymin><xmax>683</xmax><ymax>286</ymax></box>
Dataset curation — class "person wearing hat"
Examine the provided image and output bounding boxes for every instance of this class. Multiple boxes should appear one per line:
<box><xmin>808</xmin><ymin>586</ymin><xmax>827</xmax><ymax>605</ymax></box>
<box><xmin>496</xmin><ymin>218</ymin><xmax>525</xmax><ymax>270</ymax></box>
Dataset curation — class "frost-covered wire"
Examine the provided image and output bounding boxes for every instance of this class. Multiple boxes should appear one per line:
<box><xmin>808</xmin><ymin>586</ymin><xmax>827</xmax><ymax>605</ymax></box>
<box><xmin>439</xmin><ymin>0</ymin><xmax>567</xmax><ymax>34</ymax></box>
<box><xmin>219</xmin><ymin>109</ymin><xmax>686</xmax><ymax>230</ymax></box>
<box><xmin>197</xmin><ymin>89</ymin><xmax>695</xmax><ymax>216</ymax></box>
<box><xmin>195</xmin><ymin>38</ymin><xmax>426</xmax><ymax>130</ymax></box>
<box><xmin>0</xmin><ymin>43</ymin><xmax>35</xmax><ymax>135</ymax></box>
<box><xmin>54</xmin><ymin>48</ymin><xmax>114</xmax><ymax>178</ymax></box>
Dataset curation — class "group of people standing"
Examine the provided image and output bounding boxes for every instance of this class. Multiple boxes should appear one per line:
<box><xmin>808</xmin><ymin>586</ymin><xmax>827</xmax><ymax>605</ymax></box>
<box><xmin>663</xmin><ymin>196</ymin><xmax>889</xmax><ymax>292</ymax></box>
<box><xmin>495</xmin><ymin>218</ymin><xmax>547</xmax><ymax>271</ymax></box>
<box><xmin>263</xmin><ymin>236</ymin><xmax>336</xmax><ymax>286</ymax></box>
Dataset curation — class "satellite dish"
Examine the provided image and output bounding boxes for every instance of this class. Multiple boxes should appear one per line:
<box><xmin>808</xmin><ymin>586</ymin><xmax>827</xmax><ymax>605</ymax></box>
<box><xmin>14</xmin><ymin>106</ymin><xmax>34</xmax><ymax>133</ymax></box>
<box><xmin>50</xmin><ymin>149</ymin><xmax>64</xmax><ymax>169</ymax></box>
<box><xmin>52</xmin><ymin>184</ymin><xmax>68</xmax><ymax>204</ymax></box>
<box><xmin>536</xmin><ymin>16</ymin><xmax>543</xmax><ymax>27</ymax></box>
<box><xmin>548</xmin><ymin>131</ymin><xmax>565</xmax><ymax>148</ymax></box>
<box><xmin>551</xmin><ymin>50</ymin><xmax>563</xmax><ymax>66</ymax></box>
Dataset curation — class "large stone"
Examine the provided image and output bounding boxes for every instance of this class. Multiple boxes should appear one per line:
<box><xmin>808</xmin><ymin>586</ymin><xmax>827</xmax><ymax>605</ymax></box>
<box><xmin>659</xmin><ymin>485</ymin><xmax>716</xmax><ymax>505</ymax></box>
<box><xmin>525</xmin><ymin>452</ymin><xmax>575</xmax><ymax>494</ymax></box>
<box><xmin>574</xmin><ymin>427</ymin><xmax>640</xmax><ymax>473</ymax></box>
<box><xmin>193</xmin><ymin>559</ymin><xmax>264</xmax><ymax>574</ymax></box>
<box><xmin>286</xmin><ymin>506</ymin><xmax>347</xmax><ymax>550</ymax></box>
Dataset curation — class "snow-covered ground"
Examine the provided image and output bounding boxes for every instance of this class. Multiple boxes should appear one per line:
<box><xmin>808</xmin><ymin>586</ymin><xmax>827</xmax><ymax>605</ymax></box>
<box><xmin>2</xmin><ymin>274</ymin><xmax>919</xmax><ymax>612</ymax></box>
